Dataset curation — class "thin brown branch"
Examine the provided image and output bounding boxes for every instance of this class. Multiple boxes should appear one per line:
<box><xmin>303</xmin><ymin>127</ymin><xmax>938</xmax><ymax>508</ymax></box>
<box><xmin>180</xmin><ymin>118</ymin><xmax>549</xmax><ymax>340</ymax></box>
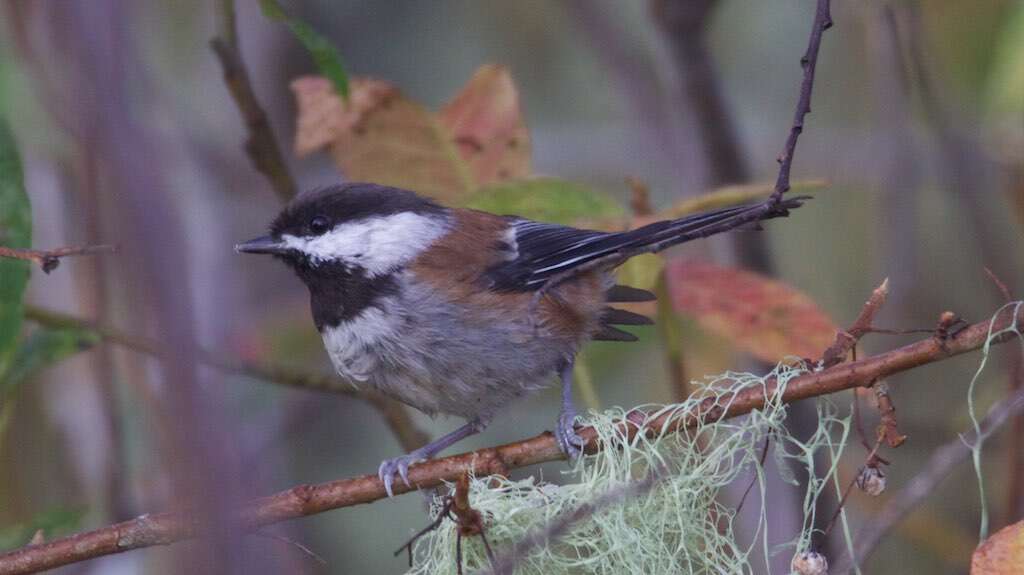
<box><xmin>1</xmin><ymin>303</ymin><xmax>1020</xmax><ymax>575</ymax></box>
<box><xmin>0</xmin><ymin>244</ymin><xmax>116</xmax><ymax>274</ymax></box>
<box><xmin>22</xmin><ymin>305</ymin><xmax>429</xmax><ymax>453</ymax></box>
<box><xmin>836</xmin><ymin>384</ymin><xmax>1024</xmax><ymax>574</ymax></box>
<box><xmin>771</xmin><ymin>0</ymin><xmax>833</xmax><ymax>203</ymax></box>
<box><xmin>210</xmin><ymin>0</ymin><xmax>297</xmax><ymax>202</ymax></box>
<box><xmin>822</xmin><ymin>278</ymin><xmax>890</xmax><ymax>367</ymax></box>
<box><xmin>872</xmin><ymin>381</ymin><xmax>906</xmax><ymax>448</ymax></box>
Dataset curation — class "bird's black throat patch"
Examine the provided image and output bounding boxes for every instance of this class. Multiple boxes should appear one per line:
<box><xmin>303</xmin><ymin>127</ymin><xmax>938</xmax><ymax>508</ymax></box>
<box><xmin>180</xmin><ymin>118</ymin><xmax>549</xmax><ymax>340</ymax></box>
<box><xmin>289</xmin><ymin>259</ymin><xmax>398</xmax><ymax>330</ymax></box>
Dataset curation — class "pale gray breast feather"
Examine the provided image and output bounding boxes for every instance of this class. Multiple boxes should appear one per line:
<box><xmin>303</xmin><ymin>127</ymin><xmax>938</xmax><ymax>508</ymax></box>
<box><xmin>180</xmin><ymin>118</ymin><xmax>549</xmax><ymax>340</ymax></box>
<box><xmin>320</xmin><ymin>303</ymin><xmax>404</xmax><ymax>382</ymax></box>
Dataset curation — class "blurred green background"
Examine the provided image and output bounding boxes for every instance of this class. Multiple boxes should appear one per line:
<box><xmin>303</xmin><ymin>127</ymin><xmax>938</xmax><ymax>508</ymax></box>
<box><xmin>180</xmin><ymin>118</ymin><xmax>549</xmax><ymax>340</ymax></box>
<box><xmin>1</xmin><ymin>0</ymin><xmax>1023</xmax><ymax>573</ymax></box>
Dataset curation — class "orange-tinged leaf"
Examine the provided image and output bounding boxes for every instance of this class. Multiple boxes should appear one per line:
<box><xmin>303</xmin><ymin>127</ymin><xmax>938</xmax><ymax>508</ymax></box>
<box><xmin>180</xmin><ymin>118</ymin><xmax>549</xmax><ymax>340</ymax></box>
<box><xmin>666</xmin><ymin>260</ymin><xmax>837</xmax><ymax>363</ymax></box>
<box><xmin>291</xmin><ymin>65</ymin><xmax>530</xmax><ymax>203</ymax></box>
<box><xmin>292</xmin><ymin>76</ymin><xmax>472</xmax><ymax>201</ymax></box>
<box><xmin>972</xmin><ymin>520</ymin><xmax>1024</xmax><ymax>574</ymax></box>
<box><xmin>292</xmin><ymin>76</ymin><xmax>395</xmax><ymax>156</ymax></box>
<box><xmin>440</xmin><ymin>64</ymin><xmax>531</xmax><ymax>186</ymax></box>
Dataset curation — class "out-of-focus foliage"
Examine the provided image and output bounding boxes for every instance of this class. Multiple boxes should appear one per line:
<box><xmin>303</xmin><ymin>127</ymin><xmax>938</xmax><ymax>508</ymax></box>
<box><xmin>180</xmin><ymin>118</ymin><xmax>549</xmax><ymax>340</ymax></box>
<box><xmin>259</xmin><ymin>0</ymin><xmax>350</xmax><ymax>100</ymax></box>
<box><xmin>667</xmin><ymin>260</ymin><xmax>837</xmax><ymax>363</ymax></box>
<box><xmin>986</xmin><ymin>2</ymin><xmax>1024</xmax><ymax>114</ymax></box>
<box><xmin>292</xmin><ymin>65</ymin><xmax>531</xmax><ymax>203</ymax></box>
<box><xmin>0</xmin><ymin>117</ymin><xmax>29</xmax><ymax>380</ymax></box>
<box><xmin>0</xmin><ymin>507</ymin><xmax>84</xmax><ymax>551</ymax></box>
<box><xmin>1</xmin><ymin>327</ymin><xmax>98</xmax><ymax>395</ymax></box>
<box><xmin>466</xmin><ymin>177</ymin><xmax>623</xmax><ymax>224</ymax></box>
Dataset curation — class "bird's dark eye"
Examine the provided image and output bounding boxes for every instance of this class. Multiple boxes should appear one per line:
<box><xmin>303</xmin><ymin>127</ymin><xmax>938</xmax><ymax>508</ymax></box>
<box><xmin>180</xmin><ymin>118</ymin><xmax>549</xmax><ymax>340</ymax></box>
<box><xmin>309</xmin><ymin>216</ymin><xmax>331</xmax><ymax>236</ymax></box>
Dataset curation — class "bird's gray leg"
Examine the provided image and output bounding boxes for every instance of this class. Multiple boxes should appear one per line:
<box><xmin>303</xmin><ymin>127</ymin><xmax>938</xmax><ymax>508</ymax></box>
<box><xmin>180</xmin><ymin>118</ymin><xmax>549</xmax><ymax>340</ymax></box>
<box><xmin>555</xmin><ymin>358</ymin><xmax>586</xmax><ymax>459</ymax></box>
<box><xmin>378</xmin><ymin>417</ymin><xmax>488</xmax><ymax>497</ymax></box>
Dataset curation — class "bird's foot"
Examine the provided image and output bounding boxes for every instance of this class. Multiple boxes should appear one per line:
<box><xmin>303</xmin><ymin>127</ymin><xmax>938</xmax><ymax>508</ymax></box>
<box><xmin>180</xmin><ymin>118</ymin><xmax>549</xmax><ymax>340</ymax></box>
<box><xmin>378</xmin><ymin>452</ymin><xmax>425</xmax><ymax>497</ymax></box>
<box><xmin>555</xmin><ymin>409</ymin><xmax>586</xmax><ymax>459</ymax></box>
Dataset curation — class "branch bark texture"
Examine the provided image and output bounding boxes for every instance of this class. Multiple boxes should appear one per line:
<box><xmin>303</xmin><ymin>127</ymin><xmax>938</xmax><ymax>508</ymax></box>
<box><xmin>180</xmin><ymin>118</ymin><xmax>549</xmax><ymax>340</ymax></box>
<box><xmin>210</xmin><ymin>0</ymin><xmax>297</xmax><ymax>201</ymax></box>
<box><xmin>1</xmin><ymin>303</ymin><xmax>1020</xmax><ymax>575</ymax></box>
<box><xmin>0</xmin><ymin>244</ymin><xmax>116</xmax><ymax>274</ymax></box>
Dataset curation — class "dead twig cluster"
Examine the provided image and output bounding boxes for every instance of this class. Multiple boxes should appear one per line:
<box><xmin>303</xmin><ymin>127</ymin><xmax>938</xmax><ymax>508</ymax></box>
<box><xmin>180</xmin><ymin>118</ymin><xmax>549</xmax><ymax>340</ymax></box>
<box><xmin>210</xmin><ymin>0</ymin><xmax>297</xmax><ymax>201</ymax></box>
<box><xmin>395</xmin><ymin>474</ymin><xmax>496</xmax><ymax>575</ymax></box>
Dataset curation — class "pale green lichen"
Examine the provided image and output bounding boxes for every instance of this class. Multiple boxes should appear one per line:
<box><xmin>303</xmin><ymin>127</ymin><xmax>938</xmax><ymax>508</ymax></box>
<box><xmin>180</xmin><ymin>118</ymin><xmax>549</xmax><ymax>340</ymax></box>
<box><xmin>408</xmin><ymin>362</ymin><xmax>856</xmax><ymax>575</ymax></box>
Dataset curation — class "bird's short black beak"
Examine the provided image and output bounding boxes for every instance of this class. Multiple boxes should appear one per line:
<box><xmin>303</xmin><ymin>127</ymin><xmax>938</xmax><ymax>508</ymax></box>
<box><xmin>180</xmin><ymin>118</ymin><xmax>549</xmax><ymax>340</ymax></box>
<box><xmin>235</xmin><ymin>235</ymin><xmax>288</xmax><ymax>255</ymax></box>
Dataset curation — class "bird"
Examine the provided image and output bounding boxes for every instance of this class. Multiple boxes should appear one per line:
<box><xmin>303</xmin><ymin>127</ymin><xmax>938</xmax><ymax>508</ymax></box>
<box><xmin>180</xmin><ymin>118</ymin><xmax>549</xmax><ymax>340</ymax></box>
<box><xmin>236</xmin><ymin>182</ymin><xmax>805</xmax><ymax>496</ymax></box>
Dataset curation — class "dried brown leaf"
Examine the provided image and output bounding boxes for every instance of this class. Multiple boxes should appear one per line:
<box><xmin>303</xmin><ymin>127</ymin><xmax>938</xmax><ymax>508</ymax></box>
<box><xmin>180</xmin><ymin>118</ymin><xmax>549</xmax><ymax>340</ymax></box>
<box><xmin>972</xmin><ymin>520</ymin><xmax>1024</xmax><ymax>574</ymax></box>
<box><xmin>666</xmin><ymin>260</ymin><xmax>837</xmax><ymax>363</ymax></box>
<box><xmin>439</xmin><ymin>64</ymin><xmax>531</xmax><ymax>187</ymax></box>
<box><xmin>291</xmin><ymin>65</ymin><xmax>530</xmax><ymax>203</ymax></box>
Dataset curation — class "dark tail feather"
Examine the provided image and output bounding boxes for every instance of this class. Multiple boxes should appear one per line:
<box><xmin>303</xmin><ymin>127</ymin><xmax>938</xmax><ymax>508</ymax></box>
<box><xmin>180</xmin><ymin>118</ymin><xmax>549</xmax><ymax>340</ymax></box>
<box><xmin>602</xmin><ymin>307</ymin><xmax>654</xmax><ymax>326</ymax></box>
<box><xmin>606</xmin><ymin>284</ymin><xmax>657</xmax><ymax>303</ymax></box>
<box><xmin>624</xmin><ymin>195</ymin><xmax>809</xmax><ymax>254</ymax></box>
<box><xmin>593</xmin><ymin>325</ymin><xmax>639</xmax><ymax>342</ymax></box>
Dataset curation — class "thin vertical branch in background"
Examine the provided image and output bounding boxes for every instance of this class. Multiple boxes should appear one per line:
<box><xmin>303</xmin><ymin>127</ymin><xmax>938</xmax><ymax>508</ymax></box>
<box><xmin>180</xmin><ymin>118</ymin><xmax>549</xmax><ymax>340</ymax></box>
<box><xmin>66</xmin><ymin>1</ymin><xmax>248</xmax><ymax>571</ymax></box>
<box><xmin>895</xmin><ymin>1</ymin><xmax>1022</xmax><ymax>527</ymax></box>
<box><xmin>564</xmin><ymin>0</ymin><xmax>696</xmax><ymax>196</ymax></box>
<box><xmin>649</xmin><ymin>1</ymin><xmax>834</xmax><ymax>568</ymax></box>
<box><xmin>211</xmin><ymin>0</ymin><xmax>298</xmax><ymax>202</ymax></box>
<box><xmin>648</xmin><ymin>0</ymin><xmax>776</xmax><ymax>272</ymax></box>
<box><xmin>649</xmin><ymin>0</ymin><xmax>749</xmax><ymax>186</ymax></box>
<box><xmin>6</xmin><ymin>0</ymin><xmax>132</xmax><ymax>524</ymax></box>
<box><xmin>897</xmin><ymin>3</ymin><xmax>1008</xmax><ymax>288</ymax></box>
<box><xmin>867</xmin><ymin>4</ymin><xmax>921</xmax><ymax>311</ymax></box>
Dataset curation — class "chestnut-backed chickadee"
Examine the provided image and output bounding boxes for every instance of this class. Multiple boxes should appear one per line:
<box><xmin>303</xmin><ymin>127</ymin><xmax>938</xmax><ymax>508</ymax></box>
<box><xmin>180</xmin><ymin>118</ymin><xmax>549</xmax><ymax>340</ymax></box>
<box><xmin>237</xmin><ymin>183</ymin><xmax>805</xmax><ymax>495</ymax></box>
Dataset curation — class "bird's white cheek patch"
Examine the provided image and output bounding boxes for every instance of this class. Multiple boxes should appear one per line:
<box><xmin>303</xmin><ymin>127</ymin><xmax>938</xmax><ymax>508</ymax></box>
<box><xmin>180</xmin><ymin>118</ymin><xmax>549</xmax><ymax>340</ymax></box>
<box><xmin>281</xmin><ymin>212</ymin><xmax>449</xmax><ymax>276</ymax></box>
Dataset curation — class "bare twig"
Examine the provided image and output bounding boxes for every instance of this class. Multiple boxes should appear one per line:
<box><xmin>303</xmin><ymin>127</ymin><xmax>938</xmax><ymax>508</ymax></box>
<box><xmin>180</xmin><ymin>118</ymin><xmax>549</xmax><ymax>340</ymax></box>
<box><xmin>873</xmin><ymin>381</ymin><xmax>906</xmax><ymax>448</ymax></box>
<box><xmin>820</xmin><ymin>438</ymin><xmax>884</xmax><ymax>546</ymax></box>
<box><xmin>393</xmin><ymin>474</ymin><xmax>495</xmax><ymax>574</ymax></box>
<box><xmin>0</xmin><ymin>244</ymin><xmax>116</xmax><ymax>274</ymax></box>
<box><xmin>771</xmin><ymin>0</ymin><xmax>833</xmax><ymax>203</ymax></box>
<box><xmin>822</xmin><ymin>278</ymin><xmax>890</xmax><ymax>367</ymax></box>
<box><xmin>210</xmin><ymin>0</ymin><xmax>297</xmax><ymax>201</ymax></box>
<box><xmin>836</xmin><ymin>385</ymin><xmax>1024</xmax><ymax>573</ymax></box>
<box><xmin>22</xmin><ymin>305</ymin><xmax>429</xmax><ymax>453</ymax></box>
<box><xmin>0</xmin><ymin>302</ymin><xmax>1020</xmax><ymax>575</ymax></box>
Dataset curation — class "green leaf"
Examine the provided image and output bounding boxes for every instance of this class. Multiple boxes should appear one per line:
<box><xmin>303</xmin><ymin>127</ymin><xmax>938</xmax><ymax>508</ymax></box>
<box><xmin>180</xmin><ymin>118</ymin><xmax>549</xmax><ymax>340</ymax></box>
<box><xmin>260</xmin><ymin>0</ymin><xmax>349</xmax><ymax>100</ymax></box>
<box><xmin>987</xmin><ymin>1</ymin><xmax>1024</xmax><ymax>114</ymax></box>
<box><xmin>0</xmin><ymin>327</ymin><xmax>97</xmax><ymax>440</ymax></box>
<box><xmin>466</xmin><ymin>178</ymin><xmax>624</xmax><ymax>225</ymax></box>
<box><xmin>1</xmin><ymin>327</ymin><xmax>99</xmax><ymax>395</ymax></box>
<box><xmin>0</xmin><ymin>117</ymin><xmax>30</xmax><ymax>379</ymax></box>
<box><xmin>0</xmin><ymin>507</ymin><xmax>86</xmax><ymax>551</ymax></box>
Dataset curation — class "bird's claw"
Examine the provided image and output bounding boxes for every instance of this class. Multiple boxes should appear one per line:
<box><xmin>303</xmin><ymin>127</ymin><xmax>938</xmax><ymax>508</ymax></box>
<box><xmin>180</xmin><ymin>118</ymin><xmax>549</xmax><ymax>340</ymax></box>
<box><xmin>378</xmin><ymin>453</ymin><xmax>424</xmax><ymax>497</ymax></box>
<box><xmin>555</xmin><ymin>410</ymin><xmax>586</xmax><ymax>459</ymax></box>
